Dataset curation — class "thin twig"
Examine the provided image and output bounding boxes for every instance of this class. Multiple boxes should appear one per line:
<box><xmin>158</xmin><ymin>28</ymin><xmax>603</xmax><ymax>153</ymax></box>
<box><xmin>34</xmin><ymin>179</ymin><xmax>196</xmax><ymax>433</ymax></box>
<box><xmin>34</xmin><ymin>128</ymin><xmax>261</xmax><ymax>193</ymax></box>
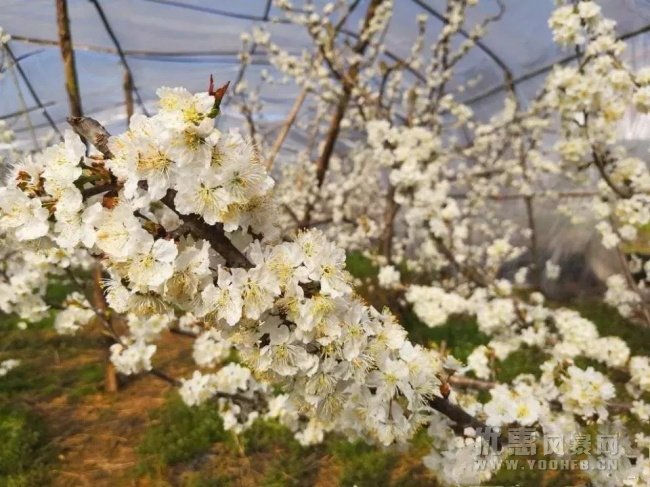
<box><xmin>266</xmin><ymin>87</ymin><xmax>308</xmax><ymax>170</ymax></box>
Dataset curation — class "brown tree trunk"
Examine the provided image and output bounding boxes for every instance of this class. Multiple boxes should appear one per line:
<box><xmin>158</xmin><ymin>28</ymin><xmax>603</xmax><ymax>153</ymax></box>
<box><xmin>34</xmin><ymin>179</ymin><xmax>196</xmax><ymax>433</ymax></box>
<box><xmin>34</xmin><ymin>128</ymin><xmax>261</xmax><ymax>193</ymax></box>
<box><xmin>104</xmin><ymin>361</ymin><xmax>119</xmax><ymax>393</ymax></box>
<box><xmin>91</xmin><ymin>265</ymin><xmax>119</xmax><ymax>393</ymax></box>
<box><xmin>380</xmin><ymin>185</ymin><xmax>398</xmax><ymax>261</ymax></box>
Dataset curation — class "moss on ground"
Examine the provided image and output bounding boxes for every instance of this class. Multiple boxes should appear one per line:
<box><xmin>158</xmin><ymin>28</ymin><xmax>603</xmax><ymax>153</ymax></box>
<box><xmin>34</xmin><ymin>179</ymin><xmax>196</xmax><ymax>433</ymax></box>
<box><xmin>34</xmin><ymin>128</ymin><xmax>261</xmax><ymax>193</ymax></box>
<box><xmin>0</xmin><ymin>405</ymin><xmax>55</xmax><ymax>486</ymax></box>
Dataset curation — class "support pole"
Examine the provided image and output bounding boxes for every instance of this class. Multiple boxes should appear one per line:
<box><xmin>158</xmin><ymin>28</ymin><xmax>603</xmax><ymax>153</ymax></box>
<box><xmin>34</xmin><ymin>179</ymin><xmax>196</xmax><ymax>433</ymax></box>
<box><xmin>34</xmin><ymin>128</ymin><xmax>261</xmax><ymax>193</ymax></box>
<box><xmin>56</xmin><ymin>0</ymin><xmax>83</xmax><ymax>117</ymax></box>
<box><xmin>123</xmin><ymin>70</ymin><xmax>134</xmax><ymax>121</ymax></box>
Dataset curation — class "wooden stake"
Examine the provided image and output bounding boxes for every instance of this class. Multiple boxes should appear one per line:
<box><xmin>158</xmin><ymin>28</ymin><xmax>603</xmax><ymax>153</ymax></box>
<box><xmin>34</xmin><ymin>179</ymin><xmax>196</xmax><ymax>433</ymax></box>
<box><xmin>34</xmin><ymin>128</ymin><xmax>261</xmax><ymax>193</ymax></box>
<box><xmin>56</xmin><ymin>0</ymin><xmax>83</xmax><ymax>117</ymax></box>
<box><xmin>123</xmin><ymin>70</ymin><xmax>134</xmax><ymax>121</ymax></box>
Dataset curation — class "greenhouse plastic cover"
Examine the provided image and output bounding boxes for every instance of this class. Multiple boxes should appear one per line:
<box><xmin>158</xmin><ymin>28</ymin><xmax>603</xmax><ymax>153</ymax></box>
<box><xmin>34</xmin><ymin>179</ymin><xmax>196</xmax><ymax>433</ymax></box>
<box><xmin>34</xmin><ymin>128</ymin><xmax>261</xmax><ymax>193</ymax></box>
<box><xmin>2</xmin><ymin>0</ymin><xmax>650</xmax><ymax>153</ymax></box>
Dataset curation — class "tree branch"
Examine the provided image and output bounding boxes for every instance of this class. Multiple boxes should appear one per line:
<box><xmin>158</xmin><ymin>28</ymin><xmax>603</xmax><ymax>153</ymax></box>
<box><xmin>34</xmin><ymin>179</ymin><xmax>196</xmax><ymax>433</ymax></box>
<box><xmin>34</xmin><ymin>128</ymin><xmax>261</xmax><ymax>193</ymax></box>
<box><xmin>160</xmin><ymin>190</ymin><xmax>252</xmax><ymax>269</ymax></box>
<box><xmin>149</xmin><ymin>368</ymin><xmax>181</xmax><ymax>387</ymax></box>
<box><xmin>428</xmin><ymin>395</ymin><xmax>503</xmax><ymax>450</ymax></box>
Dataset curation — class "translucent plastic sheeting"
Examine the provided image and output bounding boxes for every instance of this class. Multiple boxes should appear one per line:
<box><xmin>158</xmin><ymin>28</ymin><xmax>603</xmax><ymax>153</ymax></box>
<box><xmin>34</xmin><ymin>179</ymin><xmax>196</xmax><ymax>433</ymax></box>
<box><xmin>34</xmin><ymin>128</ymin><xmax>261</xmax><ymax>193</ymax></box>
<box><xmin>2</xmin><ymin>0</ymin><xmax>650</xmax><ymax>152</ymax></box>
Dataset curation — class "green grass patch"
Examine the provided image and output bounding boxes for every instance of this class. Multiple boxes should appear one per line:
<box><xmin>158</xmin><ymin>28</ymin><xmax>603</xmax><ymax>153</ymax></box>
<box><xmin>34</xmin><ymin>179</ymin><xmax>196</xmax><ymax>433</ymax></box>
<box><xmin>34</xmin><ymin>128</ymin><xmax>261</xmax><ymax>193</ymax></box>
<box><xmin>67</xmin><ymin>363</ymin><xmax>104</xmax><ymax>401</ymax></box>
<box><xmin>346</xmin><ymin>251</ymin><xmax>378</xmax><ymax>279</ymax></box>
<box><xmin>403</xmin><ymin>310</ymin><xmax>489</xmax><ymax>362</ymax></box>
<box><xmin>178</xmin><ymin>472</ymin><xmax>231</xmax><ymax>487</ymax></box>
<box><xmin>0</xmin><ymin>356</ymin><xmax>66</xmax><ymax>400</ymax></box>
<box><xmin>572</xmin><ymin>300</ymin><xmax>650</xmax><ymax>356</ymax></box>
<box><xmin>0</xmin><ymin>405</ymin><xmax>55</xmax><ymax>486</ymax></box>
<box><xmin>44</xmin><ymin>280</ymin><xmax>75</xmax><ymax>308</ymax></box>
<box><xmin>137</xmin><ymin>394</ymin><xmax>231</xmax><ymax>474</ymax></box>
<box><xmin>0</xmin><ymin>317</ymin><xmax>105</xmax><ymax>402</ymax></box>
<box><xmin>242</xmin><ymin>419</ymin><xmax>319</xmax><ymax>486</ymax></box>
<box><xmin>241</xmin><ymin>418</ymin><xmax>299</xmax><ymax>455</ymax></box>
<box><xmin>328</xmin><ymin>438</ymin><xmax>397</xmax><ymax>487</ymax></box>
<box><xmin>0</xmin><ymin>358</ymin><xmax>104</xmax><ymax>403</ymax></box>
<box><xmin>495</xmin><ymin>346</ymin><xmax>547</xmax><ymax>383</ymax></box>
<box><xmin>0</xmin><ymin>309</ymin><xmax>57</xmax><ymax>334</ymax></box>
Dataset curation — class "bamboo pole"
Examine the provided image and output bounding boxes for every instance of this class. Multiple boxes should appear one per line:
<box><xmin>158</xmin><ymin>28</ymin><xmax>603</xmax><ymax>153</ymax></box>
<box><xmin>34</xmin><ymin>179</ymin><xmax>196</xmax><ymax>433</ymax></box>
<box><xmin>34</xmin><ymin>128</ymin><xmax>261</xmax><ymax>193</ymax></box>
<box><xmin>55</xmin><ymin>0</ymin><xmax>83</xmax><ymax>117</ymax></box>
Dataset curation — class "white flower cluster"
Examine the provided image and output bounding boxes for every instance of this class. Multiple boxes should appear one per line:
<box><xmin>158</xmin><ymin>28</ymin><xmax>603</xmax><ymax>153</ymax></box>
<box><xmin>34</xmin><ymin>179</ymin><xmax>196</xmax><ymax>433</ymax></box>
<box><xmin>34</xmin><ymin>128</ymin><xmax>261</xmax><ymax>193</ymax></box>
<box><xmin>549</xmin><ymin>1</ymin><xmax>602</xmax><ymax>46</ymax></box>
<box><xmin>553</xmin><ymin>309</ymin><xmax>631</xmax><ymax>367</ymax></box>
<box><xmin>605</xmin><ymin>275</ymin><xmax>643</xmax><ymax>319</ymax></box>
<box><xmin>474</xmin><ymin>298</ymin><xmax>516</xmax><ymax>334</ymax></box>
<box><xmin>466</xmin><ymin>345</ymin><xmax>491</xmax><ymax>380</ymax></box>
<box><xmin>557</xmin><ymin>365</ymin><xmax>616</xmax><ymax>421</ymax></box>
<box><xmin>192</xmin><ymin>329</ymin><xmax>232</xmax><ymax>367</ymax></box>
<box><xmin>0</xmin><ymin>85</ymin><xmax>446</xmax><ymax>448</ymax></box>
<box><xmin>377</xmin><ymin>264</ymin><xmax>400</xmax><ymax>289</ymax></box>
<box><xmin>628</xmin><ymin>356</ymin><xmax>650</xmax><ymax>396</ymax></box>
<box><xmin>178</xmin><ymin>363</ymin><xmax>264</xmax><ymax>434</ymax></box>
<box><xmin>0</xmin><ymin>233</ymin><xmax>90</xmax><ymax>323</ymax></box>
<box><xmin>484</xmin><ymin>381</ymin><xmax>545</xmax><ymax>427</ymax></box>
<box><xmin>110</xmin><ymin>340</ymin><xmax>157</xmax><ymax>375</ymax></box>
<box><xmin>423</xmin><ymin>415</ymin><xmax>502</xmax><ymax>486</ymax></box>
<box><xmin>0</xmin><ymin>359</ymin><xmax>20</xmax><ymax>377</ymax></box>
<box><xmin>405</xmin><ymin>286</ymin><xmax>467</xmax><ymax>328</ymax></box>
<box><xmin>54</xmin><ymin>292</ymin><xmax>95</xmax><ymax>335</ymax></box>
